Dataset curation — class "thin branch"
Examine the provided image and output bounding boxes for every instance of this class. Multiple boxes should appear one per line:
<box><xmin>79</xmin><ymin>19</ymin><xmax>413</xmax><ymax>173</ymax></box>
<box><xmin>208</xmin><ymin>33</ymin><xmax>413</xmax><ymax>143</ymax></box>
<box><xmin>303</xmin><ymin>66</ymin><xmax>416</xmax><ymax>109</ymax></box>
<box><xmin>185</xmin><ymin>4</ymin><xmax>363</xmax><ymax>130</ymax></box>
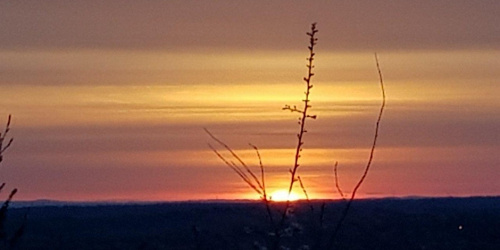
<box><xmin>1</xmin><ymin>115</ymin><xmax>11</xmax><ymax>139</ymax></box>
<box><xmin>297</xmin><ymin>176</ymin><xmax>310</xmax><ymax>202</ymax></box>
<box><xmin>282</xmin><ymin>105</ymin><xmax>303</xmax><ymax>114</ymax></box>
<box><xmin>327</xmin><ymin>53</ymin><xmax>386</xmax><ymax>249</ymax></box>
<box><xmin>273</xmin><ymin>22</ymin><xmax>318</xmax><ymax>250</ymax></box>
<box><xmin>249</xmin><ymin>144</ymin><xmax>276</xmax><ymax>228</ymax></box>
<box><xmin>297</xmin><ymin>176</ymin><xmax>314</xmax><ymax>214</ymax></box>
<box><xmin>0</xmin><ymin>115</ymin><xmax>13</xmax><ymax>163</ymax></box>
<box><xmin>250</xmin><ymin>144</ymin><xmax>267</xmax><ymax>200</ymax></box>
<box><xmin>333</xmin><ymin>161</ymin><xmax>345</xmax><ymax>200</ymax></box>
<box><xmin>204</xmin><ymin>128</ymin><xmax>264</xmax><ymax>191</ymax></box>
<box><xmin>206</xmin><ymin>130</ymin><xmax>279</xmax><ymax>238</ymax></box>
<box><xmin>285</xmin><ymin>22</ymin><xmax>317</xmax><ymax>202</ymax></box>
<box><xmin>0</xmin><ymin>139</ymin><xmax>12</xmax><ymax>154</ymax></box>
<box><xmin>283</xmin><ymin>21</ymin><xmax>317</xmax><ymax>213</ymax></box>
<box><xmin>207</xmin><ymin>143</ymin><xmax>262</xmax><ymax>196</ymax></box>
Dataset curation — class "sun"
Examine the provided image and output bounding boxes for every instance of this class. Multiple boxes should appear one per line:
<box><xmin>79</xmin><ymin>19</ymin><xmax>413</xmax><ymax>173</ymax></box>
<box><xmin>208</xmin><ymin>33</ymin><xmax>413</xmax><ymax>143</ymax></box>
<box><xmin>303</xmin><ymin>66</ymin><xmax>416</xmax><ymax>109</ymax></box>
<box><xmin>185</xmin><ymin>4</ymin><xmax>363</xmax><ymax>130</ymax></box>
<box><xmin>270</xmin><ymin>190</ymin><xmax>300</xmax><ymax>202</ymax></box>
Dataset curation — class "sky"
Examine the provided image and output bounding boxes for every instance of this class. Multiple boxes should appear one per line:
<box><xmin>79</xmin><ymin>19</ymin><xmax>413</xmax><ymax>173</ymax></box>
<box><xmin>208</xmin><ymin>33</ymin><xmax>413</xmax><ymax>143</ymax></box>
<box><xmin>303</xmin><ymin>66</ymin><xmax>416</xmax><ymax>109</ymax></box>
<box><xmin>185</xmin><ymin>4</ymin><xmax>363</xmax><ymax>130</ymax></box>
<box><xmin>0</xmin><ymin>1</ymin><xmax>499</xmax><ymax>201</ymax></box>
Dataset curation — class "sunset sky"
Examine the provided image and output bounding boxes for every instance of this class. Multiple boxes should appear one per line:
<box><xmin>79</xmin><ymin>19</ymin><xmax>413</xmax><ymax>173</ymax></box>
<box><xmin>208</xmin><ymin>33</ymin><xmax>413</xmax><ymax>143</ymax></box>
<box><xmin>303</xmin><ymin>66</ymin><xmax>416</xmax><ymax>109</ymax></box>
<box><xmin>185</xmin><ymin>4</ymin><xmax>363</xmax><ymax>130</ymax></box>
<box><xmin>1</xmin><ymin>1</ymin><xmax>499</xmax><ymax>201</ymax></box>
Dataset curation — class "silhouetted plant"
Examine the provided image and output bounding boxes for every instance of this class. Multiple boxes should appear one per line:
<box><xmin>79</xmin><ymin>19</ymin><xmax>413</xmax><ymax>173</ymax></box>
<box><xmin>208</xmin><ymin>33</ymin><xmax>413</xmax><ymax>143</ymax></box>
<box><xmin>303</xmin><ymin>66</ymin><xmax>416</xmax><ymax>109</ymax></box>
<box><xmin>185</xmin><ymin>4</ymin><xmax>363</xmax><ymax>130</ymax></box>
<box><xmin>206</xmin><ymin>23</ymin><xmax>386</xmax><ymax>250</ymax></box>
<box><xmin>280</xmin><ymin>21</ymin><xmax>318</xmax><ymax>205</ymax></box>
<box><xmin>0</xmin><ymin>115</ymin><xmax>13</xmax><ymax>164</ymax></box>
<box><xmin>205</xmin><ymin>129</ymin><xmax>276</xmax><ymax>229</ymax></box>
<box><xmin>0</xmin><ymin>115</ymin><xmax>25</xmax><ymax>249</ymax></box>
<box><xmin>326</xmin><ymin>54</ymin><xmax>386</xmax><ymax>249</ymax></box>
<box><xmin>270</xmin><ymin>22</ymin><xmax>319</xmax><ymax>249</ymax></box>
<box><xmin>205</xmin><ymin>23</ymin><xmax>320</xmax><ymax>250</ymax></box>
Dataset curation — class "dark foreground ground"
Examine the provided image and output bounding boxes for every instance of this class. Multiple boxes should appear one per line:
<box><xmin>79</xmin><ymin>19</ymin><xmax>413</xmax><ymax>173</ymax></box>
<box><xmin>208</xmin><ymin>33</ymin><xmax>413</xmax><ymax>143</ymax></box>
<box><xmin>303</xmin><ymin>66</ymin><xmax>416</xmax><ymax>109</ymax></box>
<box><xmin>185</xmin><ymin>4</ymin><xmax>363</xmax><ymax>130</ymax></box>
<box><xmin>5</xmin><ymin>197</ymin><xmax>500</xmax><ymax>250</ymax></box>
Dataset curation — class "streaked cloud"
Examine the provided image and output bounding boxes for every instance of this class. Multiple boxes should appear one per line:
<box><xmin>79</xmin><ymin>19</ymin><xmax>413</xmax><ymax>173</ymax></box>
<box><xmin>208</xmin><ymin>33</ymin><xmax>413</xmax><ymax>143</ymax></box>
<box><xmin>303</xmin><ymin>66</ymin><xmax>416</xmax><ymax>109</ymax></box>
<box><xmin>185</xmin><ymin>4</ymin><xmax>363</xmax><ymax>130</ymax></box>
<box><xmin>0</xmin><ymin>1</ymin><xmax>498</xmax><ymax>51</ymax></box>
<box><xmin>0</xmin><ymin>1</ymin><xmax>498</xmax><ymax>201</ymax></box>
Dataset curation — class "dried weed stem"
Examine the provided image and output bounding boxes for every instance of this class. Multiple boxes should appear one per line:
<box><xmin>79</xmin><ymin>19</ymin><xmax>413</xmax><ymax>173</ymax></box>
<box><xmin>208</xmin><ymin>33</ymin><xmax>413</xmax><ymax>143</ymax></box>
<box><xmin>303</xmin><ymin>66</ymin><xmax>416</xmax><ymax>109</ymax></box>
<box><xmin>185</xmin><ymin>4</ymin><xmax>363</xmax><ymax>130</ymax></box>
<box><xmin>326</xmin><ymin>53</ymin><xmax>386</xmax><ymax>249</ymax></box>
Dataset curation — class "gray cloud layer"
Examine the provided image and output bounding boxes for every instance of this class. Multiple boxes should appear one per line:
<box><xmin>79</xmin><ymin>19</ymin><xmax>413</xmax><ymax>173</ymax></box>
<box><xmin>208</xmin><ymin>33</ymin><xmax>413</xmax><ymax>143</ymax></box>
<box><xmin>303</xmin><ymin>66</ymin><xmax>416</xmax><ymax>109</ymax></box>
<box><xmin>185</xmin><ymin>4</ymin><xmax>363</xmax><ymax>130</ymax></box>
<box><xmin>1</xmin><ymin>1</ymin><xmax>498</xmax><ymax>51</ymax></box>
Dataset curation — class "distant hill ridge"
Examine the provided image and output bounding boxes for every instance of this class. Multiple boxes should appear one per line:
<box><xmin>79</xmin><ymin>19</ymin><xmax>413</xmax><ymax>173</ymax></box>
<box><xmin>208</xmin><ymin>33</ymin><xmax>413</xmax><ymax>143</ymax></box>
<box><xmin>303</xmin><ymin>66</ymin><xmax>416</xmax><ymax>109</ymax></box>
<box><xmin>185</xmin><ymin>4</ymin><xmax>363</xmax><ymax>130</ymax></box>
<box><xmin>10</xmin><ymin>195</ymin><xmax>500</xmax><ymax>208</ymax></box>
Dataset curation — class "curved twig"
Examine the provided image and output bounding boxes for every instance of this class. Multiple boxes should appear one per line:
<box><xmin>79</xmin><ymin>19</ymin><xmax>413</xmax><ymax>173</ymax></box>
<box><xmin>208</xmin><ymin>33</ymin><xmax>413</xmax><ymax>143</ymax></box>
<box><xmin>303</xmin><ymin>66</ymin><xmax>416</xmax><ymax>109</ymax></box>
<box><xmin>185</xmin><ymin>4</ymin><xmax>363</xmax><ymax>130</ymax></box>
<box><xmin>327</xmin><ymin>53</ymin><xmax>386</xmax><ymax>249</ymax></box>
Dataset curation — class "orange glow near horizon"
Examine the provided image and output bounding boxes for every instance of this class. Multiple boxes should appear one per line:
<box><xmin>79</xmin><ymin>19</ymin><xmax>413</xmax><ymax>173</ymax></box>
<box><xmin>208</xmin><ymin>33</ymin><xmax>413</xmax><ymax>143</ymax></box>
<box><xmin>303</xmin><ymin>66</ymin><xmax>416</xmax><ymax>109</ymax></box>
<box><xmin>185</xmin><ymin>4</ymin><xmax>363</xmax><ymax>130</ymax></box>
<box><xmin>1</xmin><ymin>48</ymin><xmax>499</xmax><ymax>202</ymax></box>
<box><xmin>270</xmin><ymin>190</ymin><xmax>300</xmax><ymax>202</ymax></box>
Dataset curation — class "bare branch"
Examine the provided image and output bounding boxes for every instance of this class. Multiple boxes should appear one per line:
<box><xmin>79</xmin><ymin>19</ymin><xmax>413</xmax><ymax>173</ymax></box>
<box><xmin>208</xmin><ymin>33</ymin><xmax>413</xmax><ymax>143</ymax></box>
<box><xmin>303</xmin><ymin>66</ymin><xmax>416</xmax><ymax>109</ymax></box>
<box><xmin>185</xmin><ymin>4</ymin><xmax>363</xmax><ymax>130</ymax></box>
<box><xmin>206</xmin><ymin>130</ymin><xmax>279</xmax><ymax>234</ymax></box>
<box><xmin>297</xmin><ymin>176</ymin><xmax>314</xmax><ymax>213</ymax></box>
<box><xmin>297</xmin><ymin>176</ymin><xmax>310</xmax><ymax>202</ymax></box>
<box><xmin>249</xmin><ymin>144</ymin><xmax>276</xmax><ymax>228</ymax></box>
<box><xmin>249</xmin><ymin>143</ymin><xmax>267</xmax><ymax>200</ymax></box>
<box><xmin>282</xmin><ymin>105</ymin><xmax>304</xmax><ymax>114</ymax></box>
<box><xmin>0</xmin><ymin>139</ymin><xmax>13</xmax><ymax>154</ymax></box>
<box><xmin>327</xmin><ymin>53</ymin><xmax>386</xmax><ymax>249</ymax></box>
<box><xmin>0</xmin><ymin>115</ymin><xmax>13</xmax><ymax>164</ymax></box>
<box><xmin>273</xmin><ymin>22</ymin><xmax>319</xmax><ymax>249</ymax></box>
<box><xmin>283</xmin><ymin>21</ymin><xmax>318</xmax><ymax>210</ymax></box>
<box><xmin>204</xmin><ymin>128</ymin><xmax>264</xmax><ymax>191</ymax></box>
<box><xmin>207</xmin><ymin>143</ymin><xmax>262</xmax><ymax>196</ymax></box>
<box><xmin>333</xmin><ymin>161</ymin><xmax>345</xmax><ymax>200</ymax></box>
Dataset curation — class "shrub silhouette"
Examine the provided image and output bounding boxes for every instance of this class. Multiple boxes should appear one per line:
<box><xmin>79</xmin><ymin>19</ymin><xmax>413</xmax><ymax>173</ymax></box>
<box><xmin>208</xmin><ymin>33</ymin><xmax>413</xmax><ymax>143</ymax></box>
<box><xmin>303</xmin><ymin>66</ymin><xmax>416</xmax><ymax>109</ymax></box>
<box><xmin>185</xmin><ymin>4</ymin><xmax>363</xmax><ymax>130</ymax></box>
<box><xmin>0</xmin><ymin>115</ymin><xmax>25</xmax><ymax>249</ymax></box>
<box><xmin>206</xmin><ymin>23</ymin><xmax>386</xmax><ymax>249</ymax></box>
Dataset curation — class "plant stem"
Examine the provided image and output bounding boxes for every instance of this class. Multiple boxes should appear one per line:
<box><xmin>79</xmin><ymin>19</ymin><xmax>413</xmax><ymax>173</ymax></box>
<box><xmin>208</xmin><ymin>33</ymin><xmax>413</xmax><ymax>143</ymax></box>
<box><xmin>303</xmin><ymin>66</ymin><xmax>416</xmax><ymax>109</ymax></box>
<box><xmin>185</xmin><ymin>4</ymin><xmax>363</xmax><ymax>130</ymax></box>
<box><xmin>326</xmin><ymin>53</ymin><xmax>386</xmax><ymax>249</ymax></box>
<box><xmin>274</xmin><ymin>22</ymin><xmax>318</xmax><ymax>249</ymax></box>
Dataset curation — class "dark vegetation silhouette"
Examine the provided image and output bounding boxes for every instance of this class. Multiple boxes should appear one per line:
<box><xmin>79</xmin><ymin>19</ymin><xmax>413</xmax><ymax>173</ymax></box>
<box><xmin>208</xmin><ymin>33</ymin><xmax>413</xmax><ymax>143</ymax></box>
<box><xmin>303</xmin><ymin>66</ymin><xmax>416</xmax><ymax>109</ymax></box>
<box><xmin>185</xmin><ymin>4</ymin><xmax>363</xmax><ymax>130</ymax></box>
<box><xmin>0</xmin><ymin>115</ymin><xmax>25</xmax><ymax>249</ymax></box>
<box><xmin>5</xmin><ymin>197</ymin><xmax>499</xmax><ymax>249</ymax></box>
<box><xmin>206</xmin><ymin>23</ymin><xmax>386</xmax><ymax>249</ymax></box>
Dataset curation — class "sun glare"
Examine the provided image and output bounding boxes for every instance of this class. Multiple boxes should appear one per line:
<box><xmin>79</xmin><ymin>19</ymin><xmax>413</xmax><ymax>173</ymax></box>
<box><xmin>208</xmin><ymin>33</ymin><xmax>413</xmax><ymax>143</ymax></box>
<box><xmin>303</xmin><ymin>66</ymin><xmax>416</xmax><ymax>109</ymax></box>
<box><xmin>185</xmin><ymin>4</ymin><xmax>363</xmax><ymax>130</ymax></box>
<box><xmin>270</xmin><ymin>190</ymin><xmax>300</xmax><ymax>202</ymax></box>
